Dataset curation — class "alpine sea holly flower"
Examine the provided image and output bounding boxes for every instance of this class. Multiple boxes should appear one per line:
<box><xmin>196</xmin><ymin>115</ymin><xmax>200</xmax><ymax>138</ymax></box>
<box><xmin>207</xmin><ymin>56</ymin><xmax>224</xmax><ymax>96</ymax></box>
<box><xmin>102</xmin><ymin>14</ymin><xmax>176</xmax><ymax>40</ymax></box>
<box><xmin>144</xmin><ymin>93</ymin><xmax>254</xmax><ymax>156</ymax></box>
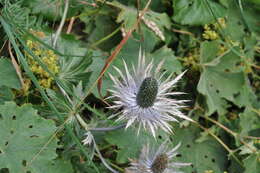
<box><xmin>127</xmin><ymin>141</ymin><xmax>190</xmax><ymax>173</ymax></box>
<box><xmin>108</xmin><ymin>49</ymin><xmax>193</xmax><ymax>137</ymax></box>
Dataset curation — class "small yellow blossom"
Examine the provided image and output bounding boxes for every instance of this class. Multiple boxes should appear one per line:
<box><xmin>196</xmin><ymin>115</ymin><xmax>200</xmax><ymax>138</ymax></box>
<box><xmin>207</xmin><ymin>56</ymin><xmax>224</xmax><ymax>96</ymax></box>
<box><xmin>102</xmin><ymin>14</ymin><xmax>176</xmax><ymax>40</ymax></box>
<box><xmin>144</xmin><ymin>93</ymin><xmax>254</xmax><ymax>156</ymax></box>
<box><xmin>204</xmin><ymin>170</ymin><xmax>214</xmax><ymax>173</ymax></box>
<box><xmin>203</xmin><ymin>18</ymin><xmax>226</xmax><ymax>40</ymax></box>
<box><xmin>203</xmin><ymin>30</ymin><xmax>219</xmax><ymax>40</ymax></box>
<box><xmin>228</xmin><ymin>40</ymin><xmax>240</xmax><ymax>47</ymax></box>
<box><xmin>213</xmin><ymin>18</ymin><xmax>226</xmax><ymax>29</ymax></box>
<box><xmin>22</xmin><ymin>78</ymin><xmax>31</xmax><ymax>96</ymax></box>
<box><xmin>218</xmin><ymin>44</ymin><xmax>228</xmax><ymax>56</ymax></box>
<box><xmin>182</xmin><ymin>48</ymin><xmax>200</xmax><ymax>71</ymax></box>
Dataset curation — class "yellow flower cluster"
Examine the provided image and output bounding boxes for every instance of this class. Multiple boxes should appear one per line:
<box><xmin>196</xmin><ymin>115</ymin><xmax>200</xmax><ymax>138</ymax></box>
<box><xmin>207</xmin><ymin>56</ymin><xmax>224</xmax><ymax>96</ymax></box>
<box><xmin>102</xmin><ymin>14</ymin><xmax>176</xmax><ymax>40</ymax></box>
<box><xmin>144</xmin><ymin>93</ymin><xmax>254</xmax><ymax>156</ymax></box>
<box><xmin>26</xmin><ymin>38</ymin><xmax>59</xmax><ymax>88</ymax></box>
<box><xmin>214</xmin><ymin>18</ymin><xmax>226</xmax><ymax>29</ymax></box>
<box><xmin>203</xmin><ymin>25</ymin><xmax>219</xmax><ymax>40</ymax></box>
<box><xmin>182</xmin><ymin>48</ymin><xmax>200</xmax><ymax>71</ymax></box>
<box><xmin>203</xmin><ymin>18</ymin><xmax>226</xmax><ymax>40</ymax></box>
<box><xmin>204</xmin><ymin>170</ymin><xmax>214</xmax><ymax>173</ymax></box>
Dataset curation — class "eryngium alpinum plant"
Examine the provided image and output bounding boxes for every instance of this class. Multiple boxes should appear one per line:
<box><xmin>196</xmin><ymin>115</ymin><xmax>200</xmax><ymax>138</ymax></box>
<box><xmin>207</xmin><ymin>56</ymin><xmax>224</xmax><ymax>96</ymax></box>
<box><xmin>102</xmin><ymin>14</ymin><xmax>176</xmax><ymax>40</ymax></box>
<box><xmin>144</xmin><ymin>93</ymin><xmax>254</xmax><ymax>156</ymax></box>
<box><xmin>108</xmin><ymin>49</ymin><xmax>193</xmax><ymax>137</ymax></box>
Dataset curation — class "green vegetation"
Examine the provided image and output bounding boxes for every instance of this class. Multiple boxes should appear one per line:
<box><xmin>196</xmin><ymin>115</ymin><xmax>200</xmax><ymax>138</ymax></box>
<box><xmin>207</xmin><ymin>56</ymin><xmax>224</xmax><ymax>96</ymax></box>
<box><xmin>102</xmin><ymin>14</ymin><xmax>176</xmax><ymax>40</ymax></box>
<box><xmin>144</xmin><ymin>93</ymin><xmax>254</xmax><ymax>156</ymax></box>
<box><xmin>0</xmin><ymin>0</ymin><xmax>259</xmax><ymax>173</ymax></box>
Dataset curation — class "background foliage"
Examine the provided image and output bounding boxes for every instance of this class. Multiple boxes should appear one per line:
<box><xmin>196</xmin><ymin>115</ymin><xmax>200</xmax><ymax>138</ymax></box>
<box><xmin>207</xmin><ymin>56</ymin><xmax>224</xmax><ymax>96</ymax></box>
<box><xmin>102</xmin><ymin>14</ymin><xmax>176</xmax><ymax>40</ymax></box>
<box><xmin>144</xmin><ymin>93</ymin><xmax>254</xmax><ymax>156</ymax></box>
<box><xmin>0</xmin><ymin>0</ymin><xmax>259</xmax><ymax>173</ymax></box>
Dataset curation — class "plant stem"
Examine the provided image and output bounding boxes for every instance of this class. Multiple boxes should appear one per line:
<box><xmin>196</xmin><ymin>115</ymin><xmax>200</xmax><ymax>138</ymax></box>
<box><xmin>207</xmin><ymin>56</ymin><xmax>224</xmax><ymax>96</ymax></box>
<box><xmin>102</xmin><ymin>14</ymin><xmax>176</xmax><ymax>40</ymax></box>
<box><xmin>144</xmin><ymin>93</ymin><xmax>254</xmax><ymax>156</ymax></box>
<box><xmin>53</xmin><ymin>0</ymin><xmax>69</xmax><ymax>47</ymax></box>
<box><xmin>58</xmin><ymin>85</ymin><xmax>89</xmax><ymax>130</ymax></box>
<box><xmin>195</xmin><ymin>105</ymin><xmax>260</xmax><ymax>140</ymax></box>
<box><xmin>200</xmin><ymin>115</ymin><xmax>259</xmax><ymax>153</ymax></box>
<box><xmin>93</xmin><ymin>138</ymin><xmax>119</xmax><ymax>173</ymax></box>
<box><xmin>192</xmin><ymin>121</ymin><xmax>244</xmax><ymax>166</ymax></box>
<box><xmin>89</xmin><ymin>124</ymin><xmax>126</xmax><ymax>132</ymax></box>
<box><xmin>91</xmin><ymin>25</ymin><xmax>122</xmax><ymax>48</ymax></box>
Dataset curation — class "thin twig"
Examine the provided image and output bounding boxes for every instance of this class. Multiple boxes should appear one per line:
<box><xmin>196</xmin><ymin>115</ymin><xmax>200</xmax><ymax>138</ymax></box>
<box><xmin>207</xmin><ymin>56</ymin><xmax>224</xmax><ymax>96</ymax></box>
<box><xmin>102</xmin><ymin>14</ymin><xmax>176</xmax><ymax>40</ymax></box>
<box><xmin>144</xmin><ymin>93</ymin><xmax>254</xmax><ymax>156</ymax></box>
<box><xmin>201</xmin><ymin>115</ymin><xmax>258</xmax><ymax>153</ymax></box>
<box><xmin>202</xmin><ymin>115</ymin><xmax>260</xmax><ymax>140</ymax></box>
<box><xmin>78</xmin><ymin>0</ymin><xmax>98</xmax><ymax>7</ymax></box>
<box><xmin>172</xmin><ymin>28</ymin><xmax>194</xmax><ymax>37</ymax></box>
<box><xmin>53</xmin><ymin>0</ymin><xmax>69</xmax><ymax>47</ymax></box>
<box><xmin>66</xmin><ymin>17</ymin><xmax>75</xmax><ymax>34</ymax></box>
<box><xmin>195</xmin><ymin>105</ymin><xmax>260</xmax><ymax>154</ymax></box>
<box><xmin>251</xmin><ymin>63</ymin><xmax>260</xmax><ymax>70</ymax></box>
<box><xmin>0</xmin><ymin>40</ymin><xmax>7</xmax><ymax>55</ymax></box>
<box><xmin>202</xmin><ymin>115</ymin><xmax>237</xmax><ymax>136</ymax></box>
<box><xmin>195</xmin><ymin>105</ymin><xmax>260</xmax><ymax>140</ymax></box>
<box><xmin>8</xmin><ymin>41</ymin><xmax>25</xmax><ymax>88</ymax></box>
<box><xmin>27</xmin><ymin>119</ymin><xmax>68</xmax><ymax>169</ymax></box>
<box><xmin>192</xmin><ymin>121</ymin><xmax>243</xmax><ymax>166</ymax></box>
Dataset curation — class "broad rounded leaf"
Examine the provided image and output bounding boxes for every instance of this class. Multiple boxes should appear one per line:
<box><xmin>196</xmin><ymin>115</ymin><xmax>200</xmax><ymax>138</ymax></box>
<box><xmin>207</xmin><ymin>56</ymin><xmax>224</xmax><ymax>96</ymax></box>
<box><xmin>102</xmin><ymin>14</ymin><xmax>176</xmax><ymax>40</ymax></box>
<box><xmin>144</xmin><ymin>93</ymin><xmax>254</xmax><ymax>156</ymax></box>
<box><xmin>243</xmin><ymin>154</ymin><xmax>260</xmax><ymax>173</ymax></box>
<box><xmin>149</xmin><ymin>46</ymin><xmax>183</xmax><ymax>74</ymax></box>
<box><xmin>0</xmin><ymin>102</ymin><xmax>62</xmax><ymax>173</ymax></box>
<box><xmin>0</xmin><ymin>86</ymin><xmax>14</xmax><ymax>104</ymax></box>
<box><xmin>0</xmin><ymin>58</ymin><xmax>21</xmax><ymax>89</ymax></box>
<box><xmin>171</xmin><ymin>126</ymin><xmax>228</xmax><ymax>172</ymax></box>
<box><xmin>239</xmin><ymin>108</ymin><xmax>260</xmax><ymax>136</ymax></box>
<box><xmin>197</xmin><ymin>41</ymin><xmax>256</xmax><ymax>114</ymax></box>
<box><xmin>173</xmin><ymin>0</ymin><xmax>226</xmax><ymax>25</ymax></box>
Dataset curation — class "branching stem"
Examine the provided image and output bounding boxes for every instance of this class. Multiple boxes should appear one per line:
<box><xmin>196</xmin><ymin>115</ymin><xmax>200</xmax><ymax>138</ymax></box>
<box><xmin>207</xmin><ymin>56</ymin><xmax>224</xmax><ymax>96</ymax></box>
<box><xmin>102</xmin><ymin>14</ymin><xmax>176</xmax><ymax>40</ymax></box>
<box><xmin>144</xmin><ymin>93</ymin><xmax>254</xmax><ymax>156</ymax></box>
<box><xmin>192</xmin><ymin>121</ymin><xmax>243</xmax><ymax>166</ymax></box>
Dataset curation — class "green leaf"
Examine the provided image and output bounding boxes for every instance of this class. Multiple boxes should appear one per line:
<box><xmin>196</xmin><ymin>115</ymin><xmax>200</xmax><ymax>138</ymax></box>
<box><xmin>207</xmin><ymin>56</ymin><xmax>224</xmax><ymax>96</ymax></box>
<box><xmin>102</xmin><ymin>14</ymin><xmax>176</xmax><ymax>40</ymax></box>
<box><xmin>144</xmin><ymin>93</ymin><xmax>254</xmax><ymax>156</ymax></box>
<box><xmin>197</xmin><ymin>41</ymin><xmax>256</xmax><ymax>114</ymax></box>
<box><xmin>0</xmin><ymin>86</ymin><xmax>14</xmax><ymax>104</ymax></box>
<box><xmin>24</xmin><ymin>0</ymin><xmax>62</xmax><ymax>21</ymax></box>
<box><xmin>0</xmin><ymin>102</ymin><xmax>66</xmax><ymax>173</ymax></box>
<box><xmin>149</xmin><ymin>46</ymin><xmax>183</xmax><ymax>74</ymax></box>
<box><xmin>172</xmin><ymin>0</ymin><xmax>226</xmax><ymax>25</ymax></box>
<box><xmin>1</xmin><ymin>1</ymin><xmax>36</xmax><ymax>28</ymax></box>
<box><xmin>144</xmin><ymin>11</ymin><xmax>172</xmax><ymax>30</ymax></box>
<box><xmin>0</xmin><ymin>58</ymin><xmax>21</xmax><ymax>89</ymax></box>
<box><xmin>46</xmin><ymin>89</ymin><xmax>71</xmax><ymax>116</ymax></box>
<box><xmin>87</xmin><ymin>50</ymin><xmax>111</xmax><ymax>97</ymax></box>
<box><xmin>234</xmin><ymin>78</ymin><xmax>257</xmax><ymax>108</ymax></box>
<box><xmin>171</xmin><ymin>126</ymin><xmax>228</xmax><ymax>173</ymax></box>
<box><xmin>111</xmin><ymin>1</ymin><xmax>137</xmax><ymax>32</ymax></box>
<box><xmin>79</xmin><ymin>6</ymin><xmax>97</xmax><ymax>35</ymax></box>
<box><xmin>239</xmin><ymin>108</ymin><xmax>260</xmax><ymax>136</ymax></box>
<box><xmin>88</xmin><ymin>15</ymin><xmax>120</xmax><ymax>51</ymax></box>
<box><xmin>243</xmin><ymin>154</ymin><xmax>260</xmax><ymax>173</ymax></box>
<box><xmin>224</xmin><ymin>0</ymin><xmax>246</xmax><ymax>41</ymax></box>
<box><xmin>228</xmin><ymin>157</ymin><xmax>244</xmax><ymax>173</ymax></box>
<box><xmin>117</xmin><ymin>25</ymin><xmax>160</xmax><ymax>62</ymax></box>
<box><xmin>23</xmin><ymin>0</ymin><xmax>82</xmax><ymax>21</ymax></box>
<box><xmin>113</xmin><ymin>1</ymin><xmax>171</xmax><ymax>34</ymax></box>
<box><xmin>240</xmin><ymin>2</ymin><xmax>260</xmax><ymax>35</ymax></box>
<box><xmin>105</xmin><ymin>128</ymin><xmax>161</xmax><ymax>164</ymax></box>
<box><xmin>56</xmin><ymin>35</ymin><xmax>93</xmax><ymax>89</ymax></box>
<box><xmin>37</xmin><ymin>159</ymin><xmax>74</xmax><ymax>173</ymax></box>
